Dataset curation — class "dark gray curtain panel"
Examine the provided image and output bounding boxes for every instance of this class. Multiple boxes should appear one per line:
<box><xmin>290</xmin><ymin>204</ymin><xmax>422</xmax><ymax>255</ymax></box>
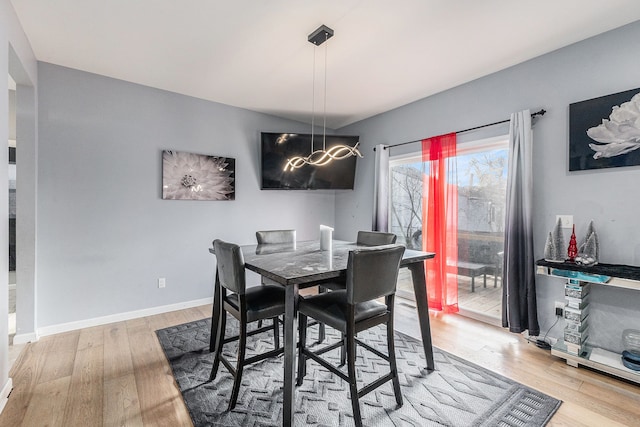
<box><xmin>502</xmin><ymin>110</ymin><xmax>540</xmax><ymax>335</ymax></box>
<box><xmin>373</xmin><ymin>144</ymin><xmax>389</xmax><ymax>232</ymax></box>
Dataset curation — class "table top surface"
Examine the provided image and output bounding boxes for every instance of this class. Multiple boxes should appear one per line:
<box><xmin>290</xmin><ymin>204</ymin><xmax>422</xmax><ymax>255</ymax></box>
<box><xmin>229</xmin><ymin>240</ymin><xmax>434</xmax><ymax>286</ymax></box>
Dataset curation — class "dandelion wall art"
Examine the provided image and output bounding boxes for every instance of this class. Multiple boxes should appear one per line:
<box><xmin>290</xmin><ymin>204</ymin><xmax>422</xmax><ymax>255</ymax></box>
<box><xmin>162</xmin><ymin>150</ymin><xmax>235</xmax><ymax>200</ymax></box>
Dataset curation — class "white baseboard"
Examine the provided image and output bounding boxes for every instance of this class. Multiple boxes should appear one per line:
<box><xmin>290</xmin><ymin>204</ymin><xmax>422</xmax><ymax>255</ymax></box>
<box><xmin>12</xmin><ymin>331</ymin><xmax>39</xmax><ymax>345</ymax></box>
<box><xmin>0</xmin><ymin>378</ymin><xmax>12</xmax><ymax>416</ymax></box>
<box><xmin>37</xmin><ymin>297</ymin><xmax>213</xmax><ymax>338</ymax></box>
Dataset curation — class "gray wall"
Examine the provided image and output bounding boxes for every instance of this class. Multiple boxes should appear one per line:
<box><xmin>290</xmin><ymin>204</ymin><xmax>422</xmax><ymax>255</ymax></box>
<box><xmin>15</xmin><ymin>82</ymin><xmax>37</xmax><ymax>336</ymax></box>
<box><xmin>36</xmin><ymin>63</ymin><xmax>339</xmax><ymax>327</ymax></box>
<box><xmin>336</xmin><ymin>21</ymin><xmax>640</xmax><ymax>350</ymax></box>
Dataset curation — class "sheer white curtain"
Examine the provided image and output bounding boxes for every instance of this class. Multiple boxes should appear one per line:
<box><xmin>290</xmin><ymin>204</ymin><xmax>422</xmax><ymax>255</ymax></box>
<box><xmin>372</xmin><ymin>144</ymin><xmax>389</xmax><ymax>231</ymax></box>
<box><xmin>502</xmin><ymin>110</ymin><xmax>540</xmax><ymax>335</ymax></box>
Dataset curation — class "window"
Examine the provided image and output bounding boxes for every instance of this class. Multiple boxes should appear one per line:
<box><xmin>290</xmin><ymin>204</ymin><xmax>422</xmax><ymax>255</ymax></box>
<box><xmin>390</xmin><ymin>136</ymin><xmax>508</xmax><ymax>323</ymax></box>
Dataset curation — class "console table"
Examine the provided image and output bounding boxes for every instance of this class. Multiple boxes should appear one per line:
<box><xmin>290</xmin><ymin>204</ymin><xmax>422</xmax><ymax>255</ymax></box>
<box><xmin>536</xmin><ymin>259</ymin><xmax>640</xmax><ymax>384</ymax></box>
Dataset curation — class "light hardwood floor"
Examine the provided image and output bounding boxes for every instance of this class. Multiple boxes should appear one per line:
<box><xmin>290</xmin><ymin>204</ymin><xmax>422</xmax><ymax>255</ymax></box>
<box><xmin>2</xmin><ymin>304</ymin><xmax>640</xmax><ymax>426</ymax></box>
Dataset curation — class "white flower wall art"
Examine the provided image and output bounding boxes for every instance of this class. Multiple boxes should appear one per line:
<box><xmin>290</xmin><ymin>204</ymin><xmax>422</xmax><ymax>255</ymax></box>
<box><xmin>587</xmin><ymin>93</ymin><xmax>640</xmax><ymax>159</ymax></box>
<box><xmin>162</xmin><ymin>150</ymin><xmax>235</xmax><ymax>200</ymax></box>
<box><xmin>569</xmin><ymin>87</ymin><xmax>640</xmax><ymax>171</ymax></box>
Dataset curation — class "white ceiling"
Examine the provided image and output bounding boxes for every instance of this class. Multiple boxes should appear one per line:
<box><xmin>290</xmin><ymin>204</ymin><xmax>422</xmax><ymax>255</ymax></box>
<box><xmin>10</xmin><ymin>0</ymin><xmax>640</xmax><ymax>129</ymax></box>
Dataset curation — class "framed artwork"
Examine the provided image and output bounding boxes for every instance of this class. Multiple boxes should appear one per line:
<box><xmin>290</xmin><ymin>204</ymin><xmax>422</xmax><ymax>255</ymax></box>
<box><xmin>162</xmin><ymin>150</ymin><xmax>235</xmax><ymax>200</ymax></box>
<box><xmin>569</xmin><ymin>88</ymin><xmax>640</xmax><ymax>171</ymax></box>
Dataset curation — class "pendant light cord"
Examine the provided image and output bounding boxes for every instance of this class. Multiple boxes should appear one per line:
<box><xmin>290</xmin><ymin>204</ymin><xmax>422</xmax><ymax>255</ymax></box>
<box><xmin>311</xmin><ymin>32</ymin><xmax>329</xmax><ymax>152</ymax></box>
<box><xmin>310</xmin><ymin>46</ymin><xmax>316</xmax><ymax>153</ymax></box>
<box><xmin>323</xmin><ymin>32</ymin><xmax>328</xmax><ymax>151</ymax></box>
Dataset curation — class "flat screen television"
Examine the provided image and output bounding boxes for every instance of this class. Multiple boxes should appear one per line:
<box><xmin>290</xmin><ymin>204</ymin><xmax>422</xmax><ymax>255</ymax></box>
<box><xmin>260</xmin><ymin>132</ymin><xmax>360</xmax><ymax>190</ymax></box>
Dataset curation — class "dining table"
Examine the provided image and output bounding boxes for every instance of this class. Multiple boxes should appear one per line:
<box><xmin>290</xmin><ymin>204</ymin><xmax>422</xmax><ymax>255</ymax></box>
<box><xmin>209</xmin><ymin>239</ymin><xmax>435</xmax><ymax>427</ymax></box>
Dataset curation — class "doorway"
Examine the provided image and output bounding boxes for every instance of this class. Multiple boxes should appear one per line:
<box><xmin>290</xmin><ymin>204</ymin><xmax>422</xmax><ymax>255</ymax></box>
<box><xmin>8</xmin><ymin>75</ymin><xmax>16</xmax><ymax>344</ymax></box>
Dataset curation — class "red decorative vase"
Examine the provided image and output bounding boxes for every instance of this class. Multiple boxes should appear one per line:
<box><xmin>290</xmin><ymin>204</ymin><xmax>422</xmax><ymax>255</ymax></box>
<box><xmin>567</xmin><ymin>224</ymin><xmax>578</xmax><ymax>262</ymax></box>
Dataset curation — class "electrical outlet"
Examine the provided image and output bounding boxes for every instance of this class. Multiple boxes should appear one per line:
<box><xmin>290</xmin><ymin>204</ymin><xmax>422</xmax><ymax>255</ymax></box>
<box><xmin>556</xmin><ymin>215</ymin><xmax>573</xmax><ymax>228</ymax></box>
<box><xmin>554</xmin><ymin>301</ymin><xmax>565</xmax><ymax>316</ymax></box>
<box><xmin>158</xmin><ymin>277</ymin><xmax>166</xmax><ymax>288</ymax></box>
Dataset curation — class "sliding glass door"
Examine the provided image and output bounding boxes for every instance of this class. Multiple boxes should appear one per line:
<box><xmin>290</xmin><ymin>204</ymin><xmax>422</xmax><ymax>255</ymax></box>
<box><xmin>390</xmin><ymin>136</ymin><xmax>508</xmax><ymax>323</ymax></box>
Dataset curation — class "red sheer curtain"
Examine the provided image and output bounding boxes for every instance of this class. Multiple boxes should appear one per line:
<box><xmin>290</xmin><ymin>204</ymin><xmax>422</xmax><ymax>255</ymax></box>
<box><xmin>422</xmin><ymin>133</ymin><xmax>459</xmax><ymax>313</ymax></box>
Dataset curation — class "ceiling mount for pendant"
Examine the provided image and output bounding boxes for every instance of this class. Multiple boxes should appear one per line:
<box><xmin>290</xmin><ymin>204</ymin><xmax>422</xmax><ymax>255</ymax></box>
<box><xmin>308</xmin><ymin>25</ymin><xmax>334</xmax><ymax>46</ymax></box>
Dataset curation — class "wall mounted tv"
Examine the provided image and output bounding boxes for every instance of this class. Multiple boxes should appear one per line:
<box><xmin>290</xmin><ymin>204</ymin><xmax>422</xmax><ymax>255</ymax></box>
<box><xmin>260</xmin><ymin>132</ymin><xmax>360</xmax><ymax>190</ymax></box>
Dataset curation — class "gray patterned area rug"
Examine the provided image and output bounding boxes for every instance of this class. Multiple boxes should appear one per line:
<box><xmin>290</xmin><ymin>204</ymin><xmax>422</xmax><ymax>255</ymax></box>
<box><xmin>156</xmin><ymin>318</ymin><xmax>560</xmax><ymax>426</ymax></box>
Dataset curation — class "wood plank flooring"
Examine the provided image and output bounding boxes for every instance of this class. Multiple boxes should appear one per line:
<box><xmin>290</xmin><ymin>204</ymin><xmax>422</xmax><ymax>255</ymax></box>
<box><xmin>2</xmin><ymin>304</ymin><xmax>640</xmax><ymax>426</ymax></box>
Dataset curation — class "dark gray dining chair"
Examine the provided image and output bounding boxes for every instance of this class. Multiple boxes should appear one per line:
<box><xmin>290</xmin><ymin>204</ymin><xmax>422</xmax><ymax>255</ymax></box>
<box><xmin>356</xmin><ymin>230</ymin><xmax>397</xmax><ymax>246</ymax></box>
<box><xmin>316</xmin><ymin>230</ymin><xmax>399</xmax><ymax>358</ymax></box>
<box><xmin>256</xmin><ymin>229</ymin><xmax>296</xmax><ymax>245</ymax></box>
<box><xmin>255</xmin><ymin>229</ymin><xmax>327</xmax><ymax>343</ymax></box>
<box><xmin>254</xmin><ymin>230</ymin><xmax>295</xmax><ymax>326</ymax></box>
<box><xmin>296</xmin><ymin>244</ymin><xmax>406</xmax><ymax>427</ymax></box>
<box><xmin>321</xmin><ymin>230</ymin><xmax>398</xmax><ymax>292</ymax></box>
<box><xmin>209</xmin><ymin>239</ymin><xmax>285</xmax><ymax>411</ymax></box>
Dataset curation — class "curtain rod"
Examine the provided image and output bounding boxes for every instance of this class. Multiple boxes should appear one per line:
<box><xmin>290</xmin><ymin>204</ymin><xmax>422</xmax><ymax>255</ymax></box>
<box><xmin>373</xmin><ymin>109</ymin><xmax>546</xmax><ymax>152</ymax></box>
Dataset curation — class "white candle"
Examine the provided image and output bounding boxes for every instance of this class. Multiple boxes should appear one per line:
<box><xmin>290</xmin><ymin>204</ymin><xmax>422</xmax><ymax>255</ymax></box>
<box><xmin>320</xmin><ymin>224</ymin><xmax>333</xmax><ymax>251</ymax></box>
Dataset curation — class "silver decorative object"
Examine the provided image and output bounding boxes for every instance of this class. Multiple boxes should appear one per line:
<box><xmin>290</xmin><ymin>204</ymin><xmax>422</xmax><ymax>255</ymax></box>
<box><xmin>543</xmin><ymin>232</ymin><xmax>556</xmax><ymax>262</ymax></box>
<box><xmin>576</xmin><ymin>220</ymin><xmax>599</xmax><ymax>266</ymax></box>
<box><xmin>544</xmin><ymin>218</ymin><xmax>565</xmax><ymax>262</ymax></box>
<box><xmin>623</xmin><ymin>329</ymin><xmax>640</xmax><ymax>355</ymax></box>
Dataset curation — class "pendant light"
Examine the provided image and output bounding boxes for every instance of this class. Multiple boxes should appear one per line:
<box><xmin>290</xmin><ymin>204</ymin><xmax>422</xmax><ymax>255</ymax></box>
<box><xmin>284</xmin><ymin>25</ymin><xmax>363</xmax><ymax>171</ymax></box>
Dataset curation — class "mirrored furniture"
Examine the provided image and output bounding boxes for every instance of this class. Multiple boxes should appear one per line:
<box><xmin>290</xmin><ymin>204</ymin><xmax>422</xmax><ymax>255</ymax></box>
<box><xmin>536</xmin><ymin>259</ymin><xmax>640</xmax><ymax>385</ymax></box>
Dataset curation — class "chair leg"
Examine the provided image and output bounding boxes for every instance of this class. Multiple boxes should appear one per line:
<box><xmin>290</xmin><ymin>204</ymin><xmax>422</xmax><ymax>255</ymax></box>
<box><xmin>339</xmin><ymin>333</ymin><xmax>346</xmax><ymax>367</ymax></box>
<box><xmin>346</xmin><ymin>328</ymin><xmax>362</xmax><ymax>427</ymax></box>
<box><xmin>317</xmin><ymin>287</ymin><xmax>327</xmax><ymax>343</ymax></box>
<box><xmin>209</xmin><ymin>311</ymin><xmax>226</xmax><ymax>381</ymax></box>
<box><xmin>296</xmin><ymin>313</ymin><xmax>308</xmax><ymax>386</ymax></box>
<box><xmin>272</xmin><ymin>316</ymin><xmax>280</xmax><ymax>349</ymax></box>
<box><xmin>386</xmin><ymin>316</ymin><xmax>403</xmax><ymax>407</ymax></box>
<box><xmin>228</xmin><ymin>319</ymin><xmax>247</xmax><ymax>411</ymax></box>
